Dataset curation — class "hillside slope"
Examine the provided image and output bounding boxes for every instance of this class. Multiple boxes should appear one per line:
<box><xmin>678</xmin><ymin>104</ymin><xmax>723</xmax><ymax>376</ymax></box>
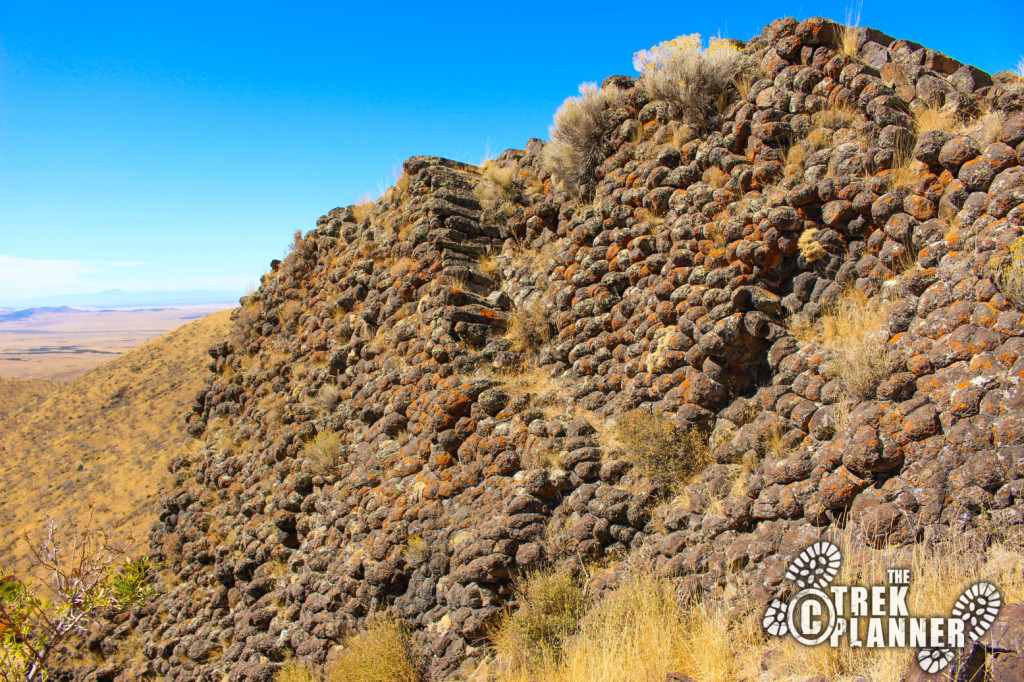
<box><xmin>0</xmin><ymin>309</ymin><xmax>233</xmax><ymax>578</ymax></box>
<box><xmin>83</xmin><ymin>16</ymin><xmax>1024</xmax><ymax>682</ymax></box>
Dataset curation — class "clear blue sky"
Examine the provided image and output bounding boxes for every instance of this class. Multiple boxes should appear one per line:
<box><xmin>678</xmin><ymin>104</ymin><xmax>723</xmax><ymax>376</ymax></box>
<box><xmin>1</xmin><ymin>0</ymin><xmax>1021</xmax><ymax>305</ymax></box>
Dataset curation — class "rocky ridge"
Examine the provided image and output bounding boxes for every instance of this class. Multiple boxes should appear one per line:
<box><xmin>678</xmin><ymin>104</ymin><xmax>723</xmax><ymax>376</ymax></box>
<box><xmin>88</xmin><ymin>16</ymin><xmax>1024</xmax><ymax>681</ymax></box>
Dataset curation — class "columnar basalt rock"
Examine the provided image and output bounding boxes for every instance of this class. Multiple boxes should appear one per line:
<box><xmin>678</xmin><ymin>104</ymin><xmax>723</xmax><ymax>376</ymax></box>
<box><xmin>80</xmin><ymin>16</ymin><xmax>1024</xmax><ymax>682</ymax></box>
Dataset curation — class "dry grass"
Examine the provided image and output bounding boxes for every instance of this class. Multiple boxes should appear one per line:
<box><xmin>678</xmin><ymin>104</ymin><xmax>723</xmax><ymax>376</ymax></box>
<box><xmin>525</xmin><ymin>175</ymin><xmax>546</xmax><ymax>198</ymax></box>
<box><xmin>444</xmin><ymin>273</ymin><xmax>472</xmax><ymax>294</ymax></box>
<box><xmin>352</xmin><ymin>196</ymin><xmax>374</xmax><ymax>223</ymax></box>
<box><xmin>818</xmin><ymin>102</ymin><xmax>859</xmax><ymax>129</ymax></box>
<box><xmin>798</xmin><ymin>229</ymin><xmax>827</xmax><ymax>263</ymax></box>
<box><xmin>704</xmin><ymin>167</ymin><xmax>729</xmax><ymax>189</ymax></box>
<box><xmin>616</xmin><ymin>409</ymin><xmax>711</xmax><ymax>488</ymax></box>
<box><xmin>734</xmin><ymin>74</ymin><xmax>754</xmax><ymax>101</ymax></box>
<box><xmin>914</xmin><ymin>103</ymin><xmax>960</xmax><ymax>134</ymax></box>
<box><xmin>494</xmin><ymin>569</ymin><xmax>756</xmax><ymax>682</ymax></box>
<box><xmin>0</xmin><ymin>310</ymin><xmax>232</xmax><ymax>578</ymax></box>
<box><xmin>275</xmin><ymin>618</ymin><xmax>419</xmax><ymax>682</ymax></box>
<box><xmin>885</xmin><ymin>152</ymin><xmax>922</xmax><ymax>191</ymax></box>
<box><xmin>635</xmin><ymin>207</ymin><xmax>666</xmax><ymax>225</ymax></box>
<box><xmin>837</xmin><ymin>5</ymin><xmax>861</xmax><ymax>58</ymax></box>
<box><xmin>805</xmin><ymin>127</ymin><xmax>830</xmax><ymax>152</ymax></box>
<box><xmin>492</xmin><ymin>568</ymin><xmax>587</xmax><ymax>674</ymax></box>
<box><xmin>280</xmin><ymin>300</ymin><xmax>304</xmax><ymax>324</ymax></box>
<box><xmin>490</xmin><ymin>364</ymin><xmax>560</xmax><ymax>406</ymax></box>
<box><xmin>389</xmin><ymin>257</ymin><xmax>417</xmax><ymax>278</ymax></box>
<box><xmin>487</xmin><ymin>532</ymin><xmax>1024</xmax><ymax>682</ymax></box>
<box><xmin>670</xmin><ymin>121</ymin><xmax>696</xmax><ymax>148</ymax></box>
<box><xmin>631</xmin><ymin>121</ymin><xmax>653</xmax><ymax>146</ymax></box>
<box><xmin>542</xmin><ymin>83</ymin><xmax>624</xmax><ymax>196</ymax></box>
<box><xmin>275</xmin><ymin>659</ymin><xmax>319</xmax><ymax>682</ymax></box>
<box><xmin>768</xmin><ymin>532</ymin><xmax>1024</xmax><ymax>680</ymax></box>
<box><xmin>793</xmin><ymin>289</ymin><xmax>896</xmax><ymax>400</ymax></box>
<box><xmin>315</xmin><ymin>384</ymin><xmax>340</xmax><ymax>412</ymax></box>
<box><xmin>962</xmin><ymin>108</ymin><xmax>1007</xmax><ymax>146</ymax></box>
<box><xmin>478</xmin><ymin>253</ymin><xmax>501</xmax><ymax>282</ymax></box>
<box><xmin>301</xmin><ymin>431</ymin><xmax>344</xmax><ymax>473</ymax></box>
<box><xmin>521</xmin><ymin>444</ymin><xmax>564</xmax><ymax>471</ymax></box>
<box><xmin>505</xmin><ymin>302</ymin><xmax>551</xmax><ymax>355</ymax></box>
<box><xmin>394</xmin><ymin>169</ymin><xmax>410</xmax><ymax>195</ymax></box>
<box><xmin>705</xmin><ymin>223</ymin><xmax>727</xmax><ymax>246</ymax></box>
<box><xmin>785</xmin><ymin>144</ymin><xmax>807</xmax><ymax>177</ymax></box>
<box><xmin>475</xmin><ymin>162</ymin><xmax>520</xmax><ymax>220</ymax></box>
<box><xmin>326</xmin><ymin>617</ymin><xmax>419</xmax><ymax>682</ymax></box>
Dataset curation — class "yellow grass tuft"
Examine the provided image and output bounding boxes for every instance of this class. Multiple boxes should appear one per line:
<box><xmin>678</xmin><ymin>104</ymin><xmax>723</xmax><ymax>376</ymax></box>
<box><xmin>326</xmin><ymin>617</ymin><xmax>419</xmax><ymax>682</ymax></box>
<box><xmin>914</xmin><ymin>103</ymin><xmax>960</xmax><ymax>134</ymax></box>
<box><xmin>805</xmin><ymin>127</ymin><xmax>830</xmax><ymax>151</ymax></box>
<box><xmin>301</xmin><ymin>431</ymin><xmax>343</xmax><ymax>473</ymax></box>
<box><xmin>275</xmin><ymin>659</ymin><xmax>319</xmax><ymax>682</ymax></box>
<box><xmin>705</xmin><ymin>167</ymin><xmax>729</xmax><ymax>189</ymax></box>
<box><xmin>670</xmin><ymin>121</ymin><xmax>696</xmax><ymax>148</ymax></box>
<box><xmin>478</xmin><ymin>252</ymin><xmax>501</xmax><ymax>281</ymax></box>
<box><xmin>818</xmin><ymin>102</ymin><xmax>859</xmax><ymax>129</ymax></box>
<box><xmin>885</xmin><ymin>153</ymin><xmax>923</xmax><ymax>191</ymax></box>
<box><xmin>794</xmin><ymin>288</ymin><xmax>896</xmax><ymax>400</ymax></box>
<box><xmin>785</xmin><ymin>144</ymin><xmax>808</xmax><ymax>177</ymax></box>
<box><xmin>352</xmin><ymin>195</ymin><xmax>374</xmax><ymax>223</ymax></box>
<box><xmin>836</xmin><ymin>4</ymin><xmax>861</xmax><ymax>58</ymax></box>
<box><xmin>495</xmin><ymin>570</ymin><xmax>758</xmax><ymax>682</ymax></box>
<box><xmin>798</xmin><ymin>229</ymin><xmax>827</xmax><ymax>262</ymax></box>
<box><xmin>475</xmin><ymin>162</ymin><xmax>520</xmax><ymax>219</ymax></box>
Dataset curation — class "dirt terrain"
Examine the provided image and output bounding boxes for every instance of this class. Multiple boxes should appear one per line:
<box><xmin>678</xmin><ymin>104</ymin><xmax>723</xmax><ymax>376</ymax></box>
<box><xmin>0</xmin><ymin>309</ymin><xmax>233</xmax><ymax>579</ymax></box>
<box><xmin>0</xmin><ymin>305</ymin><xmax>234</xmax><ymax>381</ymax></box>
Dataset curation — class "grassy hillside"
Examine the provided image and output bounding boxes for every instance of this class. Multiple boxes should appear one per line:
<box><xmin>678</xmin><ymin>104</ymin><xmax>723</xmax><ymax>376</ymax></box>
<box><xmin>0</xmin><ymin>309</ymin><xmax>233</xmax><ymax>578</ymax></box>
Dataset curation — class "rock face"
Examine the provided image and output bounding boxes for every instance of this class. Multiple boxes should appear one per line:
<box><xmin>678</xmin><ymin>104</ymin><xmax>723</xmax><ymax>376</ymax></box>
<box><xmin>92</xmin><ymin>16</ymin><xmax>1024</xmax><ymax>681</ymax></box>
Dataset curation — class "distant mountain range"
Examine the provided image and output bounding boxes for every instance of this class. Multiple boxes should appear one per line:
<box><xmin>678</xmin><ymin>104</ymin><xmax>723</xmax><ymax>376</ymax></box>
<box><xmin>1</xmin><ymin>289</ymin><xmax>242</xmax><ymax>309</ymax></box>
<box><xmin>0</xmin><ymin>306</ymin><xmax>79</xmax><ymax>322</ymax></box>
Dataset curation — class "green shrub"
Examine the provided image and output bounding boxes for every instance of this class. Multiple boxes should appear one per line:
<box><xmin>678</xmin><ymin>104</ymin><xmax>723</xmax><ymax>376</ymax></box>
<box><xmin>616</xmin><ymin>409</ymin><xmax>711</xmax><ymax>487</ymax></box>
<box><xmin>634</xmin><ymin>34</ymin><xmax>747</xmax><ymax>129</ymax></box>
<box><xmin>542</xmin><ymin>83</ymin><xmax>624</xmax><ymax>197</ymax></box>
<box><xmin>0</xmin><ymin>520</ymin><xmax>153</xmax><ymax>681</ymax></box>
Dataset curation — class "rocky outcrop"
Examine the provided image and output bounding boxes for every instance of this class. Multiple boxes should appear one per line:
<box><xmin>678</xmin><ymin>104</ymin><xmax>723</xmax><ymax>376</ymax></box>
<box><xmin>84</xmin><ymin>16</ymin><xmax>1024</xmax><ymax>681</ymax></box>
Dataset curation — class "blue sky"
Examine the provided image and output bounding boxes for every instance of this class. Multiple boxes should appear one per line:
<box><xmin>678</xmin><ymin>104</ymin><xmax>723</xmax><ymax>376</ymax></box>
<box><xmin>1</xmin><ymin>1</ymin><xmax>1021</xmax><ymax>305</ymax></box>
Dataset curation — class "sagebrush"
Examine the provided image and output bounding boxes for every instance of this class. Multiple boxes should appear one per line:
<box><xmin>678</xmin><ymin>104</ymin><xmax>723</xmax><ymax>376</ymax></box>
<box><xmin>635</xmin><ymin>34</ymin><xmax>747</xmax><ymax>129</ymax></box>
<box><xmin>542</xmin><ymin>83</ymin><xmax>623</xmax><ymax>197</ymax></box>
